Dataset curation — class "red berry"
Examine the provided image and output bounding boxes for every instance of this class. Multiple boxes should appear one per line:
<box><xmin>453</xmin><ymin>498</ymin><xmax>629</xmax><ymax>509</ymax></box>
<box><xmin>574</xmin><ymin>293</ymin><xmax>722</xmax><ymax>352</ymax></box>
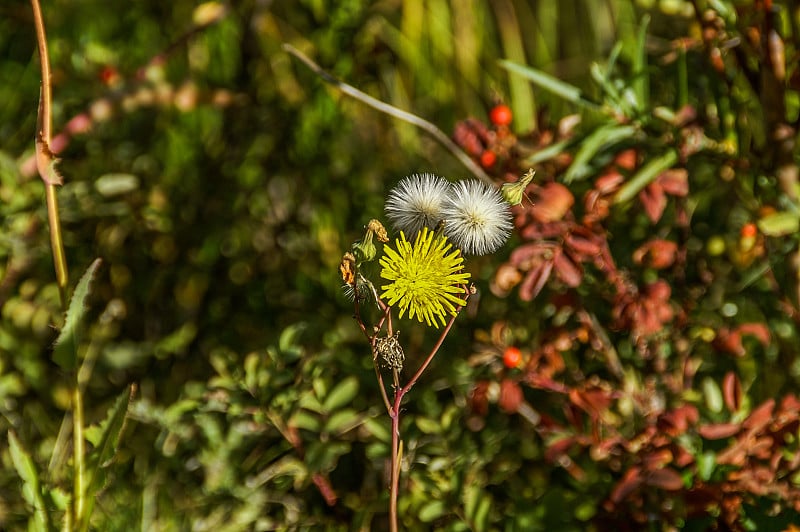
<box><xmin>740</xmin><ymin>223</ymin><xmax>757</xmax><ymax>239</ymax></box>
<box><xmin>502</xmin><ymin>346</ymin><xmax>522</xmax><ymax>369</ymax></box>
<box><xmin>480</xmin><ymin>149</ymin><xmax>497</xmax><ymax>168</ymax></box>
<box><xmin>99</xmin><ymin>65</ymin><xmax>119</xmax><ymax>86</ymax></box>
<box><xmin>489</xmin><ymin>104</ymin><xmax>513</xmax><ymax>127</ymax></box>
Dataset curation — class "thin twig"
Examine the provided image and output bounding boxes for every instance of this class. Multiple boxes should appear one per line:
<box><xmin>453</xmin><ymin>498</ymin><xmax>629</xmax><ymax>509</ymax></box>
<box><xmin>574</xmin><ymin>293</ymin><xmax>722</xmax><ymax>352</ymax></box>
<box><xmin>401</xmin><ymin>285</ymin><xmax>471</xmax><ymax>396</ymax></box>
<box><xmin>282</xmin><ymin>43</ymin><xmax>494</xmax><ymax>185</ymax></box>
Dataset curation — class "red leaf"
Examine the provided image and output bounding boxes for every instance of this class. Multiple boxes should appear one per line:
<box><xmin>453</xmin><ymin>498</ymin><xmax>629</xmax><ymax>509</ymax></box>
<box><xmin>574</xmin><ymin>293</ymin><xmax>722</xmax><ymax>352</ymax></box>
<box><xmin>642</xmin><ymin>448</ymin><xmax>674</xmax><ymax>470</ymax></box>
<box><xmin>657</xmin><ymin>168</ymin><xmax>689</xmax><ymax>196</ymax></box>
<box><xmin>595</xmin><ymin>169</ymin><xmax>625</xmax><ymax>192</ymax></box>
<box><xmin>723</xmin><ymin>371</ymin><xmax>742</xmax><ymax>412</ymax></box>
<box><xmin>569</xmin><ymin>387</ymin><xmax>613</xmax><ymax>417</ymax></box>
<box><xmin>713</xmin><ymin>328</ymin><xmax>745</xmax><ymax>357</ymax></box>
<box><xmin>530</xmin><ymin>182</ymin><xmax>575</xmax><ymax>223</ymax></box>
<box><xmin>453</xmin><ymin>119</ymin><xmax>486</xmax><ymax>157</ymax></box>
<box><xmin>743</xmin><ymin>399</ymin><xmax>775</xmax><ymax>432</ymax></box>
<box><xmin>633</xmin><ymin>239</ymin><xmax>679</xmax><ymax>269</ymax></box>
<box><xmin>610</xmin><ymin>466</ymin><xmax>643</xmax><ymax>504</ymax></box>
<box><xmin>553</xmin><ymin>248</ymin><xmax>583</xmax><ymax>287</ymax></box>
<box><xmin>737</xmin><ymin>322</ymin><xmax>770</xmax><ymax>346</ymax></box>
<box><xmin>498</xmin><ymin>379</ymin><xmax>523</xmax><ymax>414</ymax></box>
<box><xmin>645</xmin><ymin>280</ymin><xmax>672</xmax><ymax>301</ymax></box>
<box><xmin>518</xmin><ymin>260</ymin><xmax>553</xmax><ymax>301</ymax></box>
<box><xmin>614</xmin><ymin>149</ymin><xmax>638</xmax><ymax>171</ymax></box>
<box><xmin>639</xmin><ymin>182</ymin><xmax>667</xmax><ymax>223</ymax></box>
<box><xmin>698</xmin><ymin>422</ymin><xmax>741</xmax><ymax>440</ymax></box>
<box><xmin>658</xmin><ymin>405</ymin><xmax>699</xmax><ymax>436</ymax></box>
<box><xmin>645</xmin><ymin>468</ymin><xmax>684</xmax><ymax>491</ymax></box>
<box><xmin>565</xmin><ymin>230</ymin><xmax>603</xmax><ymax>257</ymax></box>
<box><xmin>545</xmin><ymin>436</ymin><xmax>578</xmax><ymax>462</ymax></box>
<box><xmin>509</xmin><ymin>242</ymin><xmax>545</xmax><ymax>267</ymax></box>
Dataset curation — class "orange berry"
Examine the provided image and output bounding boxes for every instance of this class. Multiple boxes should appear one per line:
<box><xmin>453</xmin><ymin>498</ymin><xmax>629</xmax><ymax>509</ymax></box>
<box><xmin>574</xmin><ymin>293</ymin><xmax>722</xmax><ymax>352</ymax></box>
<box><xmin>502</xmin><ymin>346</ymin><xmax>522</xmax><ymax>368</ymax></box>
<box><xmin>480</xmin><ymin>150</ymin><xmax>497</xmax><ymax>168</ymax></box>
<box><xmin>740</xmin><ymin>223</ymin><xmax>757</xmax><ymax>238</ymax></box>
<box><xmin>489</xmin><ymin>104</ymin><xmax>513</xmax><ymax>127</ymax></box>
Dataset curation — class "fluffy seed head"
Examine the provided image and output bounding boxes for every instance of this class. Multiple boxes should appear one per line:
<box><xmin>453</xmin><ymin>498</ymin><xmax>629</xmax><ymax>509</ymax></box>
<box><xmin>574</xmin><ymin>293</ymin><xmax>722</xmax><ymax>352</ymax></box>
<box><xmin>441</xmin><ymin>179</ymin><xmax>512</xmax><ymax>255</ymax></box>
<box><xmin>384</xmin><ymin>173</ymin><xmax>451</xmax><ymax>236</ymax></box>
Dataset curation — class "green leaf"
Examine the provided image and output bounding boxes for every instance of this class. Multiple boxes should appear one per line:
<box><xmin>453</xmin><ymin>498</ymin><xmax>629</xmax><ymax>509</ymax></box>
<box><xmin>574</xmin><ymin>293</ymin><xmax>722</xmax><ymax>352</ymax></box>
<box><xmin>419</xmin><ymin>500</ymin><xmax>446</xmax><ymax>522</ymax></box>
<box><xmin>83</xmin><ymin>386</ymin><xmax>133</xmax><ymax>526</ymax></box>
<box><xmin>53</xmin><ymin>258</ymin><xmax>102</xmax><ymax>370</ymax></box>
<box><xmin>697</xmin><ymin>451</ymin><xmax>716</xmax><ymax>482</ymax></box>
<box><xmin>279</xmin><ymin>322</ymin><xmax>306</xmax><ymax>358</ymax></box>
<box><xmin>522</xmin><ymin>138</ymin><xmax>573</xmax><ymax>167</ymax></box>
<box><xmin>564</xmin><ymin>124</ymin><xmax>637</xmax><ymax>183</ymax></box>
<box><xmin>298</xmin><ymin>390</ymin><xmax>325</xmax><ymax>414</ymax></box>
<box><xmin>290</xmin><ymin>410</ymin><xmax>322</xmax><ymax>432</ymax></box>
<box><xmin>474</xmin><ymin>495</ymin><xmax>491</xmax><ymax>531</ymax></box>
<box><xmin>88</xmin><ymin>386</ymin><xmax>132</xmax><ymax>469</ymax></box>
<box><xmin>703</xmin><ymin>376</ymin><xmax>723</xmax><ymax>413</ymax></box>
<box><xmin>94</xmin><ymin>173</ymin><xmax>140</xmax><ymax>197</ymax></box>
<box><xmin>323</xmin><ymin>408</ymin><xmax>359</xmax><ymax>434</ymax></box>
<box><xmin>415</xmin><ymin>417</ymin><xmax>441</xmax><ymax>435</ymax></box>
<box><xmin>614</xmin><ymin>149</ymin><xmax>678</xmax><ymax>204</ymax></box>
<box><xmin>321</xmin><ymin>376</ymin><xmax>358</xmax><ymax>412</ymax></box>
<box><xmin>9</xmin><ymin>431</ymin><xmax>50</xmax><ymax>532</ymax></box>
<box><xmin>758</xmin><ymin>211</ymin><xmax>800</xmax><ymax>236</ymax></box>
<box><xmin>363</xmin><ymin>416</ymin><xmax>391</xmax><ymax>442</ymax></box>
<box><xmin>498</xmin><ymin>59</ymin><xmax>601</xmax><ymax>111</ymax></box>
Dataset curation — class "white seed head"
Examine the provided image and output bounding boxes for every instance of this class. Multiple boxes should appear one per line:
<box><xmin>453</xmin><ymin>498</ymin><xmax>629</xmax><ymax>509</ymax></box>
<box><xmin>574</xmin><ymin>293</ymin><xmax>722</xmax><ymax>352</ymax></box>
<box><xmin>385</xmin><ymin>173</ymin><xmax>451</xmax><ymax>236</ymax></box>
<box><xmin>441</xmin><ymin>179</ymin><xmax>512</xmax><ymax>255</ymax></box>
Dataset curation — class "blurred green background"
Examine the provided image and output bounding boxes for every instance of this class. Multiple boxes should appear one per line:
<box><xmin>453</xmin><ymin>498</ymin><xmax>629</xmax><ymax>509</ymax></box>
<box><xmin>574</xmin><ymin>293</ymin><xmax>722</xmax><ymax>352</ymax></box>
<box><xmin>3</xmin><ymin>0</ymin><xmax>800</xmax><ymax>530</ymax></box>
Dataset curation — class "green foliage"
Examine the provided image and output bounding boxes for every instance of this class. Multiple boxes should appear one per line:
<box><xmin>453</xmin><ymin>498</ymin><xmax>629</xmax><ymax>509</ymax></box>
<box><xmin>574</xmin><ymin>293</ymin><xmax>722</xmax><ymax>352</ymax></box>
<box><xmin>3</xmin><ymin>0</ymin><xmax>800</xmax><ymax>529</ymax></box>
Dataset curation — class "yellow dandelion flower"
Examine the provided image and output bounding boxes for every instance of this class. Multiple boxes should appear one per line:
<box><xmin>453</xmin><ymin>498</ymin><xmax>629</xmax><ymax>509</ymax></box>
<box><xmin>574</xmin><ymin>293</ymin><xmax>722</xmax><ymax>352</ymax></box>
<box><xmin>379</xmin><ymin>227</ymin><xmax>471</xmax><ymax>328</ymax></box>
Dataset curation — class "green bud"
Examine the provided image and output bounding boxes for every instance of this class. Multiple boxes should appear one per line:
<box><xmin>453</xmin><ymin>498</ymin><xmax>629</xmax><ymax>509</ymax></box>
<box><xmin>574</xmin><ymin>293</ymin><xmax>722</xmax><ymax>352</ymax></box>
<box><xmin>501</xmin><ymin>169</ymin><xmax>535</xmax><ymax>206</ymax></box>
<box><xmin>353</xmin><ymin>236</ymin><xmax>376</xmax><ymax>263</ymax></box>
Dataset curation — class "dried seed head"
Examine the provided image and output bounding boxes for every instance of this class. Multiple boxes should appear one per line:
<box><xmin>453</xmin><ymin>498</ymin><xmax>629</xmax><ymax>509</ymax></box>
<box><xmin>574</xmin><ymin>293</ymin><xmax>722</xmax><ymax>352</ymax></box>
<box><xmin>373</xmin><ymin>332</ymin><xmax>405</xmax><ymax>370</ymax></box>
<box><xmin>367</xmin><ymin>219</ymin><xmax>389</xmax><ymax>243</ymax></box>
<box><xmin>339</xmin><ymin>252</ymin><xmax>357</xmax><ymax>285</ymax></box>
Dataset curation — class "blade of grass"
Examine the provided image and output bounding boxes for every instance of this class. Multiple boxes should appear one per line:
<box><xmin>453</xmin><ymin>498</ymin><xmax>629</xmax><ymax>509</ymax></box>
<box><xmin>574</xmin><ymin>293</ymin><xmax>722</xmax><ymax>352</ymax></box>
<box><xmin>498</xmin><ymin>59</ymin><xmax>602</xmax><ymax>111</ymax></box>
<box><xmin>523</xmin><ymin>138</ymin><xmax>574</xmax><ymax>166</ymax></box>
<box><xmin>632</xmin><ymin>15</ymin><xmax>650</xmax><ymax>112</ymax></box>
<box><xmin>564</xmin><ymin>123</ymin><xmax>637</xmax><ymax>183</ymax></box>
<box><xmin>614</xmin><ymin>149</ymin><xmax>679</xmax><ymax>204</ymax></box>
<box><xmin>493</xmin><ymin>0</ymin><xmax>536</xmax><ymax>132</ymax></box>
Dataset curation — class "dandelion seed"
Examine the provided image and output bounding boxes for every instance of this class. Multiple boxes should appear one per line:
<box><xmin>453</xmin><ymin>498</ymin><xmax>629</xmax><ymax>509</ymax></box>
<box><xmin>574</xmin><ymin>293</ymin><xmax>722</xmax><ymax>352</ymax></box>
<box><xmin>380</xmin><ymin>227</ymin><xmax>470</xmax><ymax>328</ymax></box>
<box><xmin>384</xmin><ymin>173</ymin><xmax>451</xmax><ymax>236</ymax></box>
<box><xmin>441</xmin><ymin>179</ymin><xmax>512</xmax><ymax>255</ymax></box>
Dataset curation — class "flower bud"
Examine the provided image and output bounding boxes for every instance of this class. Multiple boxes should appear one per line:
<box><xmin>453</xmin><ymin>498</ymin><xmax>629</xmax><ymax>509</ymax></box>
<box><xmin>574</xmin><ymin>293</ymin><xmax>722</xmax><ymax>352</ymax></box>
<box><xmin>501</xmin><ymin>169</ymin><xmax>535</xmax><ymax>206</ymax></box>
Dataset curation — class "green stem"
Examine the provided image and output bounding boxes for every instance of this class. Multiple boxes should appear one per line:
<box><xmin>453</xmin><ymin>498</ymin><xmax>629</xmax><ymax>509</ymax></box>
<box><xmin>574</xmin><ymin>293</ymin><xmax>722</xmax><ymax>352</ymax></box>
<box><xmin>386</xmin><ymin>286</ymin><xmax>470</xmax><ymax>530</ymax></box>
<box><xmin>31</xmin><ymin>4</ymin><xmax>76</xmax><ymax>532</ymax></box>
<box><xmin>45</xmin><ymin>185</ymin><xmax>69</xmax><ymax>307</ymax></box>
<box><xmin>72</xmin><ymin>386</ymin><xmax>86</xmax><ymax>530</ymax></box>
<box><xmin>31</xmin><ymin>0</ymin><xmax>69</xmax><ymax>307</ymax></box>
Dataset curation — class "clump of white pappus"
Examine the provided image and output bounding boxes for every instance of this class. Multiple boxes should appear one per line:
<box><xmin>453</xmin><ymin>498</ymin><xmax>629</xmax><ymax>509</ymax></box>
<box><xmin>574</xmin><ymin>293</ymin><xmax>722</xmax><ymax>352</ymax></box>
<box><xmin>384</xmin><ymin>173</ymin><xmax>512</xmax><ymax>256</ymax></box>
